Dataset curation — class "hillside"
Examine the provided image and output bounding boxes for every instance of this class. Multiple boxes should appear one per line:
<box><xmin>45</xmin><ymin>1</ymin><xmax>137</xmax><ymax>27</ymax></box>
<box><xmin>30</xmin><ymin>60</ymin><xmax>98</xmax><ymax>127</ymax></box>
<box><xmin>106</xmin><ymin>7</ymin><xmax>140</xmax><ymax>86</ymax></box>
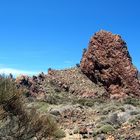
<box><xmin>0</xmin><ymin>30</ymin><xmax>140</xmax><ymax>140</ymax></box>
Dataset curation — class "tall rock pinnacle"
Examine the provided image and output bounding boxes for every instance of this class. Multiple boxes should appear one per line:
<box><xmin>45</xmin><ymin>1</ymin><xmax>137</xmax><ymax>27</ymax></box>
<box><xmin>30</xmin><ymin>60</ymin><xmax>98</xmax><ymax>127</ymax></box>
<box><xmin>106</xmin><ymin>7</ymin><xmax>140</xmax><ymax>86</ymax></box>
<box><xmin>80</xmin><ymin>30</ymin><xmax>140</xmax><ymax>98</ymax></box>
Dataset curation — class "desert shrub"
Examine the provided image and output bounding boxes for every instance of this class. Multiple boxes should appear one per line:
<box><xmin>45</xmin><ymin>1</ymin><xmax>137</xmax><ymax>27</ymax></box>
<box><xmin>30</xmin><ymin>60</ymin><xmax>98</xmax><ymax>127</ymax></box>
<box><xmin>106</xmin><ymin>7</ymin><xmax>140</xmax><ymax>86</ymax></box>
<box><xmin>0</xmin><ymin>76</ymin><xmax>21</xmax><ymax>104</ymax></box>
<box><xmin>31</xmin><ymin>101</ymin><xmax>49</xmax><ymax>112</ymax></box>
<box><xmin>72</xmin><ymin>97</ymin><xmax>105</xmax><ymax>107</ymax></box>
<box><xmin>45</xmin><ymin>92</ymin><xmax>72</xmax><ymax>105</ymax></box>
<box><xmin>46</xmin><ymin>94</ymin><xmax>59</xmax><ymax>104</ymax></box>
<box><xmin>124</xmin><ymin>97</ymin><xmax>140</xmax><ymax>106</ymax></box>
<box><xmin>53</xmin><ymin>129</ymin><xmax>66</xmax><ymax>139</ymax></box>
<box><xmin>130</xmin><ymin>111</ymin><xmax>139</xmax><ymax>115</ymax></box>
<box><xmin>84</xmin><ymin>100</ymin><xmax>95</xmax><ymax>107</ymax></box>
<box><xmin>93</xmin><ymin>124</ymin><xmax>115</xmax><ymax>136</ymax></box>
<box><xmin>98</xmin><ymin>124</ymin><xmax>115</xmax><ymax>133</ymax></box>
<box><xmin>0</xmin><ymin>106</ymin><xmax>6</xmax><ymax>120</ymax></box>
<box><xmin>118</xmin><ymin>106</ymin><xmax>125</xmax><ymax>112</ymax></box>
<box><xmin>0</xmin><ymin>76</ymin><xmax>61</xmax><ymax>139</ymax></box>
<box><xmin>128</xmin><ymin>114</ymin><xmax>140</xmax><ymax>125</ymax></box>
<box><xmin>73</xmin><ymin>127</ymin><xmax>79</xmax><ymax>134</ymax></box>
<box><xmin>72</xmin><ymin>98</ymin><xmax>94</xmax><ymax>107</ymax></box>
<box><xmin>100</xmin><ymin>116</ymin><xmax>107</xmax><ymax>121</ymax></box>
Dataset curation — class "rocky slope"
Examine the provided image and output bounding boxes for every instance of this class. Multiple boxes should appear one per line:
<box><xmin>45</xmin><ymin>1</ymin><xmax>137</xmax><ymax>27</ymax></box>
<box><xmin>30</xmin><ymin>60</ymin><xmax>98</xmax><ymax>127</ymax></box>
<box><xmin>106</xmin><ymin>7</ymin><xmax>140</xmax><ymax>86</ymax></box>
<box><xmin>17</xmin><ymin>31</ymin><xmax>140</xmax><ymax>100</ymax></box>
<box><xmin>16</xmin><ymin>67</ymin><xmax>107</xmax><ymax>100</ymax></box>
<box><xmin>1</xmin><ymin>30</ymin><xmax>140</xmax><ymax>140</ymax></box>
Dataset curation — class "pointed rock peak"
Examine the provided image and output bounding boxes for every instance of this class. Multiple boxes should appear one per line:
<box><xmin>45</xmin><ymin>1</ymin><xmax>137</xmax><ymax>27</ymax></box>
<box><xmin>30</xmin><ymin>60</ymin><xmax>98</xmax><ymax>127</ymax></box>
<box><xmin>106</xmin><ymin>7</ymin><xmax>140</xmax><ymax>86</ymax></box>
<box><xmin>80</xmin><ymin>30</ymin><xmax>140</xmax><ymax>99</ymax></box>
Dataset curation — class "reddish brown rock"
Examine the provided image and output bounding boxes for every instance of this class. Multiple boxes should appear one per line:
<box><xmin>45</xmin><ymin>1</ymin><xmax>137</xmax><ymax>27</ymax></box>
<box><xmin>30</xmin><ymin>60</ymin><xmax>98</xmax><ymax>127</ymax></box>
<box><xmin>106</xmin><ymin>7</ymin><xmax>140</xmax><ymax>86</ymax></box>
<box><xmin>79</xmin><ymin>126</ymin><xmax>88</xmax><ymax>134</ymax></box>
<box><xmin>80</xmin><ymin>30</ymin><xmax>140</xmax><ymax>98</ymax></box>
<box><xmin>138</xmin><ymin>71</ymin><xmax>140</xmax><ymax>80</ymax></box>
<box><xmin>16</xmin><ymin>73</ymin><xmax>46</xmax><ymax>98</ymax></box>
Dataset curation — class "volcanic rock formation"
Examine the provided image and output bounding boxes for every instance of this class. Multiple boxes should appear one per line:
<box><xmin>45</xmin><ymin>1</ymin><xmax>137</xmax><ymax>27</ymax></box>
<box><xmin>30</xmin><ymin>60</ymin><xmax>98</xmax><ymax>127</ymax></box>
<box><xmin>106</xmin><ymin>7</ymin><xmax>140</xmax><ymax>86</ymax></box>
<box><xmin>138</xmin><ymin>71</ymin><xmax>140</xmax><ymax>80</ymax></box>
<box><xmin>16</xmin><ymin>73</ymin><xmax>46</xmax><ymax>98</ymax></box>
<box><xmin>80</xmin><ymin>30</ymin><xmax>140</xmax><ymax>98</ymax></box>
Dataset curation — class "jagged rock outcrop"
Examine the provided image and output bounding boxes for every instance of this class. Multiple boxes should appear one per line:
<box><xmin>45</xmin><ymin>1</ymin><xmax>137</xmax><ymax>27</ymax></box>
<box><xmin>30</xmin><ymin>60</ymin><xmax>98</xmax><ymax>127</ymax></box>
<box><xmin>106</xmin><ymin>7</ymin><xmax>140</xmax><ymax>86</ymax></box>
<box><xmin>138</xmin><ymin>71</ymin><xmax>140</xmax><ymax>80</ymax></box>
<box><xmin>16</xmin><ymin>73</ymin><xmax>46</xmax><ymax>99</ymax></box>
<box><xmin>80</xmin><ymin>30</ymin><xmax>140</xmax><ymax>98</ymax></box>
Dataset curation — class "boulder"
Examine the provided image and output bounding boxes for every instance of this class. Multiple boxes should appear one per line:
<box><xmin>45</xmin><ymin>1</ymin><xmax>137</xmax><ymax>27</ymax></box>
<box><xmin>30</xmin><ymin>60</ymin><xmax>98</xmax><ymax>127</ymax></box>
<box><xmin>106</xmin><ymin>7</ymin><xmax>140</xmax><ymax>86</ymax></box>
<box><xmin>80</xmin><ymin>30</ymin><xmax>140</xmax><ymax>98</ymax></box>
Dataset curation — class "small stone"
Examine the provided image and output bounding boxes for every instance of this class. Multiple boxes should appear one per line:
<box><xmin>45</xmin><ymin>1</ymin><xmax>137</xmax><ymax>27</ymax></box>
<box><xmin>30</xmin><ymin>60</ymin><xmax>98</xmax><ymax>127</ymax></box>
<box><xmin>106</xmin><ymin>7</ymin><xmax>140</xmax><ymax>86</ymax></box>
<box><xmin>82</xmin><ymin>134</ymin><xmax>89</xmax><ymax>139</ymax></box>
<box><xmin>73</xmin><ymin>127</ymin><xmax>79</xmax><ymax>134</ymax></box>
<box><xmin>96</xmin><ymin>137</ymin><xmax>102</xmax><ymax>140</ymax></box>
<box><xmin>99</xmin><ymin>134</ymin><xmax>105</xmax><ymax>140</ymax></box>
<box><xmin>88</xmin><ymin>130</ymin><xmax>93</xmax><ymax>135</ymax></box>
<box><xmin>69</xmin><ymin>131</ymin><xmax>73</xmax><ymax>135</ymax></box>
<box><xmin>31</xmin><ymin>137</ymin><xmax>37</xmax><ymax>140</ymax></box>
<box><xmin>79</xmin><ymin>126</ymin><xmax>88</xmax><ymax>134</ymax></box>
<box><xmin>49</xmin><ymin>109</ymin><xmax>61</xmax><ymax>116</ymax></box>
<box><xmin>72</xmin><ymin>117</ymin><xmax>77</xmax><ymax>122</ymax></box>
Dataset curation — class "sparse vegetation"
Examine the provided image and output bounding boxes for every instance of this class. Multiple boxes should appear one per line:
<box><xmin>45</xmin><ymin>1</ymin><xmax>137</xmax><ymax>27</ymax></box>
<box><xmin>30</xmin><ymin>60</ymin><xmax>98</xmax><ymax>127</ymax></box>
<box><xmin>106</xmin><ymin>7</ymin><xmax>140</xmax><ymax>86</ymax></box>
<box><xmin>0</xmin><ymin>76</ymin><xmax>62</xmax><ymax>139</ymax></box>
<box><xmin>73</xmin><ymin>98</ymin><xmax>95</xmax><ymax>107</ymax></box>
<box><xmin>0</xmin><ymin>76</ymin><xmax>20</xmax><ymax>104</ymax></box>
<box><xmin>53</xmin><ymin>129</ymin><xmax>66</xmax><ymax>139</ymax></box>
<box><xmin>124</xmin><ymin>97</ymin><xmax>140</xmax><ymax>106</ymax></box>
<box><xmin>93</xmin><ymin>124</ymin><xmax>115</xmax><ymax>136</ymax></box>
<box><xmin>0</xmin><ymin>64</ymin><xmax>140</xmax><ymax>139</ymax></box>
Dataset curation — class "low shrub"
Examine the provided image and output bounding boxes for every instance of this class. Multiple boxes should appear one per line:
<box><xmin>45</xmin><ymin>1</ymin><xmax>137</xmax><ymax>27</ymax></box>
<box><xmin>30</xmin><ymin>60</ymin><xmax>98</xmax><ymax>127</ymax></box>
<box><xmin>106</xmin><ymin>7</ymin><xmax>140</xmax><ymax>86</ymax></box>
<box><xmin>124</xmin><ymin>97</ymin><xmax>140</xmax><ymax>106</ymax></box>
<box><xmin>73</xmin><ymin>98</ymin><xmax>95</xmax><ymax>107</ymax></box>
<box><xmin>53</xmin><ymin>129</ymin><xmax>66</xmax><ymax>139</ymax></box>
<box><xmin>98</xmin><ymin>124</ymin><xmax>115</xmax><ymax>133</ymax></box>
<box><xmin>93</xmin><ymin>124</ymin><xmax>115</xmax><ymax>136</ymax></box>
<box><xmin>0</xmin><ymin>76</ymin><xmax>60</xmax><ymax>139</ymax></box>
<box><xmin>0</xmin><ymin>76</ymin><xmax>21</xmax><ymax>104</ymax></box>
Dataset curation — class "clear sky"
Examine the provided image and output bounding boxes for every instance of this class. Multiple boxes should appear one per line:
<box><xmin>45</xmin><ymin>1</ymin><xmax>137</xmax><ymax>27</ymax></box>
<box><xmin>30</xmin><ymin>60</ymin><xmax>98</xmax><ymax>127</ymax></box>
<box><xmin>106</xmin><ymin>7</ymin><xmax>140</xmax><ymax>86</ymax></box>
<box><xmin>0</xmin><ymin>0</ymin><xmax>140</xmax><ymax>76</ymax></box>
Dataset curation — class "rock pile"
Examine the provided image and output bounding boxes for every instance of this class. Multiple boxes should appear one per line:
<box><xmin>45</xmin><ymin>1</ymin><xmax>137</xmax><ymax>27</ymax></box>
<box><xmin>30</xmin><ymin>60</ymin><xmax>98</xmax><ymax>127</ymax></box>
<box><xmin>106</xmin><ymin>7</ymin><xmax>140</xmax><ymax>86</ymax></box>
<box><xmin>80</xmin><ymin>30</ymin><xmax>140</xmax><ymax>98</ymax></box>
<box><xmin>47</xmin><ymin>67</ymin><xmax>106</xmax><ymax>98</ymax></box>
<box><xmin>16</xmin><ymin>73</ymin><xmax>46</xmax><ymax>98</ymax></box>
<box><xmin>49</xmin><ymin>104</ymin><xmax>94</xmax><ymax>138</ymax></box>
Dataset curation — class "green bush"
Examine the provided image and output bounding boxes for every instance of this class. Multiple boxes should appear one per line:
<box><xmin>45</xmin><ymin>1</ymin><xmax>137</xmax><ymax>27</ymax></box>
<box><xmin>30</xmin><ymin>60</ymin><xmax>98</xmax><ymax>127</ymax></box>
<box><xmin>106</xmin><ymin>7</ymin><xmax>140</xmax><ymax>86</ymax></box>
<box><xmin>53</xmin><ymin>129</ymin><xmax>66</xmax><ymax>139</ymax></box>
<box><xmin>74</xmin><ymin>98</ymin><xmax>95</xmax><ymax>107</ymax></box>
<box><xmin>129</xmin><ymin>114</ymin><xmax>140</xmax><ymax>125</ymax></box>
<box><xmin>97</xmin><ymin>124</ymin><xmax>115</xmax><ymax>133</ymax></box>
<box><xmin>45</xmin><ymin>94</ymin><xmax>62</xmax><ymax>105</ymax></box>
<box><xmin>124</xmin><ymin>97</ymin><xmax>140</xmax><ymax>106</ymax></box>
<box><xmin>93</xmin><ymin>124</ymin><xmax>115</xmax><ymax>136</ymax></box>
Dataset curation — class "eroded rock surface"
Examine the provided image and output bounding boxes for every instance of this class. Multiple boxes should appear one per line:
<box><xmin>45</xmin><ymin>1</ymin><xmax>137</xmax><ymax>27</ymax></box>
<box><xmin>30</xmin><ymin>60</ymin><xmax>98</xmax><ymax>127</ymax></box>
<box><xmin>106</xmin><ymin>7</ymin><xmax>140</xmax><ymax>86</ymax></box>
<box><xmin>16</xmin><ymin>73</ymin><xmax>46</xmax><ymax>99</ymax></box>
<box><xmin>138</xmin><ymin>71</ymin><xmax>140</xmax><ymax>80</ymax></box>
<box><xmin>47</xmin><ymin>68</ymin><xmax>106</xmax><ymax>98</ymax></box>
<box><xmin>80</xmin><ymin>30</ymin><xmax>140</xmax><ymax>98</ymax></box>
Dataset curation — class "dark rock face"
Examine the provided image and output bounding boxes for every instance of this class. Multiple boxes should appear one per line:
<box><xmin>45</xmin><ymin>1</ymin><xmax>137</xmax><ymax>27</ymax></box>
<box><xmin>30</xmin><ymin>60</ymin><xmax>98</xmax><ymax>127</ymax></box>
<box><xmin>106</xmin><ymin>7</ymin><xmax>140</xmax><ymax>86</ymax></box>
<box><xmin>80</xmin><ymin>30</ymin><xmax>140</xmax><ymax>98</ymax></box>
<box><xmin>138</xmin><ymin>71</ymin><xmax>140</xmax><ymax>80</ymax></box>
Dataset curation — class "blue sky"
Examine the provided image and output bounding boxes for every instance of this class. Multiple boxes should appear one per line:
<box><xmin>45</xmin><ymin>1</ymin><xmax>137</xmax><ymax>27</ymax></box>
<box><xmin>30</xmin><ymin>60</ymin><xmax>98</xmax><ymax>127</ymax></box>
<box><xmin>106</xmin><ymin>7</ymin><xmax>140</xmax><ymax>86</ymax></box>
<box><xmin>0</xmin><ymin>0</ymin><xmax>140</xmax><ymax>76</ymax></box>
